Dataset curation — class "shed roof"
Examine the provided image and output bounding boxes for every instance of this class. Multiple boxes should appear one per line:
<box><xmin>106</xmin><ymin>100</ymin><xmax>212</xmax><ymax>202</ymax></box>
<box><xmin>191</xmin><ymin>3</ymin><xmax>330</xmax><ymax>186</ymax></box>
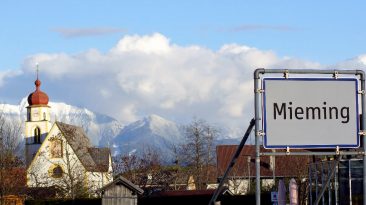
<box><xmin>100</xmin><ymin>176</ymin><xmax>144</xmax><ymax>195</ymax></box>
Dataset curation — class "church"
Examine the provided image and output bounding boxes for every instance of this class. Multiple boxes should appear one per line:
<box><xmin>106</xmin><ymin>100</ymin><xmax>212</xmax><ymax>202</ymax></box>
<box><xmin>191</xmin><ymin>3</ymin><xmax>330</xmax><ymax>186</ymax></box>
<box><xmin>25</xmin><ymin>74</ymin><xmax>113</xmax><ymax>197</ymax></box>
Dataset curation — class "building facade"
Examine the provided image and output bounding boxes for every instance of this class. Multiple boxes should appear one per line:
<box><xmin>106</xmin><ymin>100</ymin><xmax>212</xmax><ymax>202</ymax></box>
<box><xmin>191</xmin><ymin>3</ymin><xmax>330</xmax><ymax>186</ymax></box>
<box><xmin>25</xmin><ymin>75</ymin><xmax>113</xmax><ymax>197</ymax></box>
<box><xmin>216</xmin><ymin>145</ymin><xmax>310</xmax><ymax>195</ymax></box>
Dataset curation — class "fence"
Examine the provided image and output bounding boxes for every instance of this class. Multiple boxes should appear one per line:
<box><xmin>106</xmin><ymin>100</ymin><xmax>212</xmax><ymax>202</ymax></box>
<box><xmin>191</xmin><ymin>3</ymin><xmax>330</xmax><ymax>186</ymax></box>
<box><xmin>308</xmin><ymin>159</ymin><xmax>363</xmax><ymax>205</ymax></box>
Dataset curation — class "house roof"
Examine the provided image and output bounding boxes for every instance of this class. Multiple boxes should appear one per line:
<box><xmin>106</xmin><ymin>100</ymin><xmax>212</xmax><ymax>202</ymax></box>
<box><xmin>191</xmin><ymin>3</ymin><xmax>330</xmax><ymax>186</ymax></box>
<box><xmin>100</xmin><ymin>176</ymin><xmax>144</xmax><ymax>195</ymax></box>
<box><xmin>216</xmin><ymin>145</ymin><xmax>311</xmax><ymax>178</ymax></box>
<box><xmin>56</xmin><ymin>121</ymin><xmax>110</xmax><ymax>172</ymax></box>
<box><xmin>88</xmin><ymin>147</ymin><xmax>111</xmax><ymax>171</ymax></box>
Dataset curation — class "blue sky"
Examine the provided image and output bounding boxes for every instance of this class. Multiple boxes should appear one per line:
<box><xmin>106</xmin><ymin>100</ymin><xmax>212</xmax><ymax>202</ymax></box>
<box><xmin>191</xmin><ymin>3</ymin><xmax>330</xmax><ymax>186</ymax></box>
<box><xmin>1</xmin><ymin>0</ymin><xmax>365</xmax><ymax>71</ymax></box>
<box><xmin>1</xmin><ymin>1</ymin><xmax>366</xmax><ymax>134</ymax></box>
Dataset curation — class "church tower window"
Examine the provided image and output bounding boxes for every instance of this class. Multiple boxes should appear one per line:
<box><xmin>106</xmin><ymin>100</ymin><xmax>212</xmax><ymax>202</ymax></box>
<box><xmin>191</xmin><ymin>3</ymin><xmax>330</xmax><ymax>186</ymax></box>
<box><xmin>34</xmin><ymin>127</ymin><xmax>41</xmax><ymax>144</ymax></box>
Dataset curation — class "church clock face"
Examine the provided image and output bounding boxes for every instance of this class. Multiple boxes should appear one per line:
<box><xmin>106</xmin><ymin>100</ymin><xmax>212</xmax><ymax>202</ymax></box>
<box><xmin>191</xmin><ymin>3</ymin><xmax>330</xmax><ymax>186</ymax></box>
<box><xmin>33</xmin><ymin>109</ymin><xmax>39</xmax><ymax>118</ymax></box>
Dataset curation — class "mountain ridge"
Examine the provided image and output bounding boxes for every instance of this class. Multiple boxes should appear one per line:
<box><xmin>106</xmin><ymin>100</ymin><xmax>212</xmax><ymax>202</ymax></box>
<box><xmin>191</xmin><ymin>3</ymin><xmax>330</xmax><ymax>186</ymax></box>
<box><xmin>1</xmin><ymin>99</ymin><xmax>242</xmax><ymax>158</ymax></box>
<box><xmin>111</xmin><ymin>114</ymin><xmax>182</xmax><ymax>156</ymax></box>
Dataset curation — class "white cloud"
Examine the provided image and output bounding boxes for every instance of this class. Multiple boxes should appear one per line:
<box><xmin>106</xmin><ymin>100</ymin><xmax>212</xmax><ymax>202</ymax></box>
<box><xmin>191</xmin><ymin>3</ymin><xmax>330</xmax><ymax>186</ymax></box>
<box><xmin>110</xmin><ymin>33</ymin><xmax>171</xmax><ymax>55</ymax></box>
<box><xmin>333</xmin><ymin>55</ymin><xmax>366</xmax><ymax>70</ymax></box>
<box><xmin>119</xmin><ymin>103</ymin><xmax>139</xmax><ymax>124</ymax></box>
<box><xmin>9</xmin><ymin>33</ymin><xmax>339</xmax><ymax>133</ymax></box>
<box><xmin>0</xmin><ymin>70</ymin><xmax>22</xmax><ymax>87</ymax></box>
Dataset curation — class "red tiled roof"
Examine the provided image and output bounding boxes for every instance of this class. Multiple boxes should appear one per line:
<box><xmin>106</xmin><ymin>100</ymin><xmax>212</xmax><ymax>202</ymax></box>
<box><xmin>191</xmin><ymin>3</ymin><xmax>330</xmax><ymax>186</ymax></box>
<box><xmin>216</xmin><ymin>145</ymin><xmax>310</xmax><ymax>178</ymax></box>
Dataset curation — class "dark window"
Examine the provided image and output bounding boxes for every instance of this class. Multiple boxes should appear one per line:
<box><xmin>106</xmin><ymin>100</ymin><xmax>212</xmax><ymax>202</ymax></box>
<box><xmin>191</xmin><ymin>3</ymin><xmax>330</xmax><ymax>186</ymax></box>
<box><xmin>34</xmin><ymin>127</ymin><xmax>41</xmax><ymax>144</ymax></box>
<box><xmin>52</xmin><ymin>166</ymin><xmax>63</xmax><ymax>178</ymax></box>
<box><xmin>43</xmin><ymin>112</ymin><xmax>46</xmax><ymax>120</ymax></box>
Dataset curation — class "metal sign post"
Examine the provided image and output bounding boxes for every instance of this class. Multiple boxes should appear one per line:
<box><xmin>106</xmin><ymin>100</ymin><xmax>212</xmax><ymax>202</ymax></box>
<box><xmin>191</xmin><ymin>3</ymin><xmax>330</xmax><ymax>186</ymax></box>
<box><xmin>361</xmin><ymin>73</ymin><xmax>366</xmax><ymax>205</ymax></box>
<box><xmin>254</xmin><ymin>69</ymin><xmax>365</xmax><ymax>205</ymax></box>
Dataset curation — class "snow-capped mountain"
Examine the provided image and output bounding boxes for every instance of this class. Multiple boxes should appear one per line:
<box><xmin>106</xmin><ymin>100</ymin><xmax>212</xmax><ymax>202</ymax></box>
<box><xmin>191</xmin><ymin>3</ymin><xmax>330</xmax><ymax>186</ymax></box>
<box><xmin>47</xmin><ymin>100</ymin><xmax>122</xmax><ymax>145</ymax></box>
<box><xmin>1</xmin><ymin>98</ymin><xmax>243</xmax><ymax>159</ymax></box>
<box><xmin>112</xmin><ymin>114</ymin><xmax>183</xmax><ymax>156</ymax></box>
<box><xmin>1</xmin><ymin>98</ymin><xmax>122</xmax><ymax>146</ymax></box>
<box><xmin>110</xmin><ymin>114</ymin><xmax>245</xmax><ymax>158</ymax></box>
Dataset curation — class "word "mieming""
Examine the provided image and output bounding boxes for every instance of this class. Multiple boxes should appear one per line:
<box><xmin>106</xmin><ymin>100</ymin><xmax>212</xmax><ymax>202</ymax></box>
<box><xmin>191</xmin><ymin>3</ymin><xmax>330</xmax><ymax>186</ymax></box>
<box><xmin>273</xmin><ymin>102</ymin><xmax>350</xmax><ymax>123</ymax></box>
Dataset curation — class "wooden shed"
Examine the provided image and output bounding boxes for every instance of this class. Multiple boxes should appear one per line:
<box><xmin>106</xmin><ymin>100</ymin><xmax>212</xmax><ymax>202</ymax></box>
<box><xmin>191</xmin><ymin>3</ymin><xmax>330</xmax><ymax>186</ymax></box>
<box><xmin>100</xmin><ymin>176</ymin><xmax>144</xmax><ymax>205</ymax></box>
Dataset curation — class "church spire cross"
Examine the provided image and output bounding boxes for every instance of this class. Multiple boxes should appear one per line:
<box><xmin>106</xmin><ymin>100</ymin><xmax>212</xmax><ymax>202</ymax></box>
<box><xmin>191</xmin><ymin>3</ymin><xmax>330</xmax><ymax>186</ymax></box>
<box><xmin>27</xmin><ymin>63</ymin><xmax>49</xmax><ymax>106</ymax></box>
<box><xmin>36</xmin><ymin>63</ymin><xmax>39</xmax><ymax>80</ymax></box>
<box><xmin>35</xmin><ymin>63</ymin><xmax>41</xmax><ymax>91</ymax></box>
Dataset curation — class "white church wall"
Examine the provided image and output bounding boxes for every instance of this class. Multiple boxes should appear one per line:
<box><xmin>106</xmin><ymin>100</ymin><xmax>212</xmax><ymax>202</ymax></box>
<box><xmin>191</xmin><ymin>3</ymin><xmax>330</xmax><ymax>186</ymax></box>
<box><xmin>27</xmin><ymin>125</ymin><xmax>86</xmax><ymax>189</ymax></box>
<box><xmin>85</xmin><ymin>156</ymin><xmax>113</xmax><ymax>191</ymax></box>
<box><xmin>27</xmin><ymin>123</ymin><xmax>112</xmax><ymax>196</ymax></box>
<box><xmin>86</xmin><ymin>172</ymin><xmax>104</xmax><ymax>191</ymax></box>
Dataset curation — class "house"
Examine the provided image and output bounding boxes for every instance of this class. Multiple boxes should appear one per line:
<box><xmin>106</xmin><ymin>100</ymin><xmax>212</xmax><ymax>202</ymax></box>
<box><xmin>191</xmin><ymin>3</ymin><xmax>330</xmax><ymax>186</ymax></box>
<box><xmin>25</xmin><ymin>74</ymin><xmax>113</xmax><ymax>197</ymax></box>
<box><xmin>216</xmin><ymin>145</ymin><xmax>310</xmax><ymax>195</ymax></box>
<box><xmin>99</xmin><ymin>176</ymin><xmax>144</xmax><ymax>205</ymax></box>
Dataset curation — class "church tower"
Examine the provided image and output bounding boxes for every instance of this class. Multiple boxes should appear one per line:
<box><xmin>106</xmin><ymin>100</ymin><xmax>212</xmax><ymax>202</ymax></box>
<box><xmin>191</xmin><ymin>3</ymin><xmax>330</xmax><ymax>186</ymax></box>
<box><xmin>25</xmin><ymin>71</ymin><xmax>52</xmax><ymax>166</ymax></box>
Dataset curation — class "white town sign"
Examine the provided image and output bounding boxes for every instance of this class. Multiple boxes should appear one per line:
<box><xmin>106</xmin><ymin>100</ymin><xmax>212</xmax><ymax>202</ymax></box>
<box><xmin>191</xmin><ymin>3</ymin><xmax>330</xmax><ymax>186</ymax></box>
<box><xmin>263</xmin><ymin>78</ymin><xmax>359</xmax><ymax>149</ymax></box>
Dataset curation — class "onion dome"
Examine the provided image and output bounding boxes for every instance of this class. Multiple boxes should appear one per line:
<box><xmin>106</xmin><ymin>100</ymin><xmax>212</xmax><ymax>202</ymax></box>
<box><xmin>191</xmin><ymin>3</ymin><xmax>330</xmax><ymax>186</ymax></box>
<box><xmin>27</xmin><ymin>75</ymin><xmax>49</xmax><ymax>106</ymax></box>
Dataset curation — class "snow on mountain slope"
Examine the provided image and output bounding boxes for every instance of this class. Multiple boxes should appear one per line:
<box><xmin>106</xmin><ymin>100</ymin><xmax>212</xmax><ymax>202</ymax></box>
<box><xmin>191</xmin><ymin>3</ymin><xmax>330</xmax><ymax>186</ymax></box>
<box><xmin>111</xmin><ymin>114</ymin><xmax>245</xmax><ymax>159</ymax></box>
<box><xmin>1</xmin><ymin>98</ymin><xmax>122</xmax><ymax>146</ymax></box>
<box><xmin>1</xmin><ymin>98</ymin><xmax>244</xmax><ymax>159</ymax></box>
<box><xmin>48</xmin><ymin>100</ymin><xmax>122</xmax><ymax>145</ymax></box>
<box><xmin>112</xmin><ymin>114</ymin><xmax>183</xmax><ymax>156</ymax></box>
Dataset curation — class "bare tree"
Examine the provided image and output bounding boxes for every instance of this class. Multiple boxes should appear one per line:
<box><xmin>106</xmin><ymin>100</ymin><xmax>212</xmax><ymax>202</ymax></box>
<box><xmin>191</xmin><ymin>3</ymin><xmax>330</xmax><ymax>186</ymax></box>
<box><xmin>58</xmin><ymin>143</ymin><xmax>90</xmax><ymax>199</ymax></box>
<box><xmin>114</xmin><ymin>145</ymin><xmax>181</xmax><ymax>191</ymax></box>
<box><xmin>0</xmin><ymin>107</ymin><xmax>23</xmax><ymax>204</ymax></box>
<box><xmin>113</xmin><ymin>118</ymin><xmax>220</xmax><ymax>191</ymax></box>
<box><xmin>180</xmin><ymin>118</ymin><xmax>218</xmax><ymax>190</ymax></box>
<box><xmin>113</xmin><ymin>153</ymin><xmax>140</xmax><ymax>182</ymax></box>
<box><xmin>225</xmin><ymin>156</ymin><xmax>252</xmax><ymax>195</ymax></box>
<box><xmin>165</xmin><ymin>141</ymin><xmax>188</xmax><ymax>191</ymax></box>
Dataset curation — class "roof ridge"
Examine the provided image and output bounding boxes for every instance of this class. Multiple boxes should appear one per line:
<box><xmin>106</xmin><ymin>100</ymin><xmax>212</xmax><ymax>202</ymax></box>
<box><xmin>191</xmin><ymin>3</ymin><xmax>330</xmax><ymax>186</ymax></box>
<box><xmin>56</xmin><ymin>121</ymin><xmax>110</xmax><ymax>172</ymax></box>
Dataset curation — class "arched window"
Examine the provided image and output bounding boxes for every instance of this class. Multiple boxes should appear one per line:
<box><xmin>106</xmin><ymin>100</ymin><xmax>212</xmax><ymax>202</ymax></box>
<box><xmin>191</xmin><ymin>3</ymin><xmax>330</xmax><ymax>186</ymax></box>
<box><xmin>43</xmin><ymin>112</ymin><xmax>46</xmax><ymax>120</ymax></box>
<box><xmin>51</xmin><ymin>165</ymin><xmax>63</xmax><ymax>178</ymax></box>
<box><xmin>34</xmin><ymin>127</ymin><xmax>41</xmax><ymax>144</ymax></box>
